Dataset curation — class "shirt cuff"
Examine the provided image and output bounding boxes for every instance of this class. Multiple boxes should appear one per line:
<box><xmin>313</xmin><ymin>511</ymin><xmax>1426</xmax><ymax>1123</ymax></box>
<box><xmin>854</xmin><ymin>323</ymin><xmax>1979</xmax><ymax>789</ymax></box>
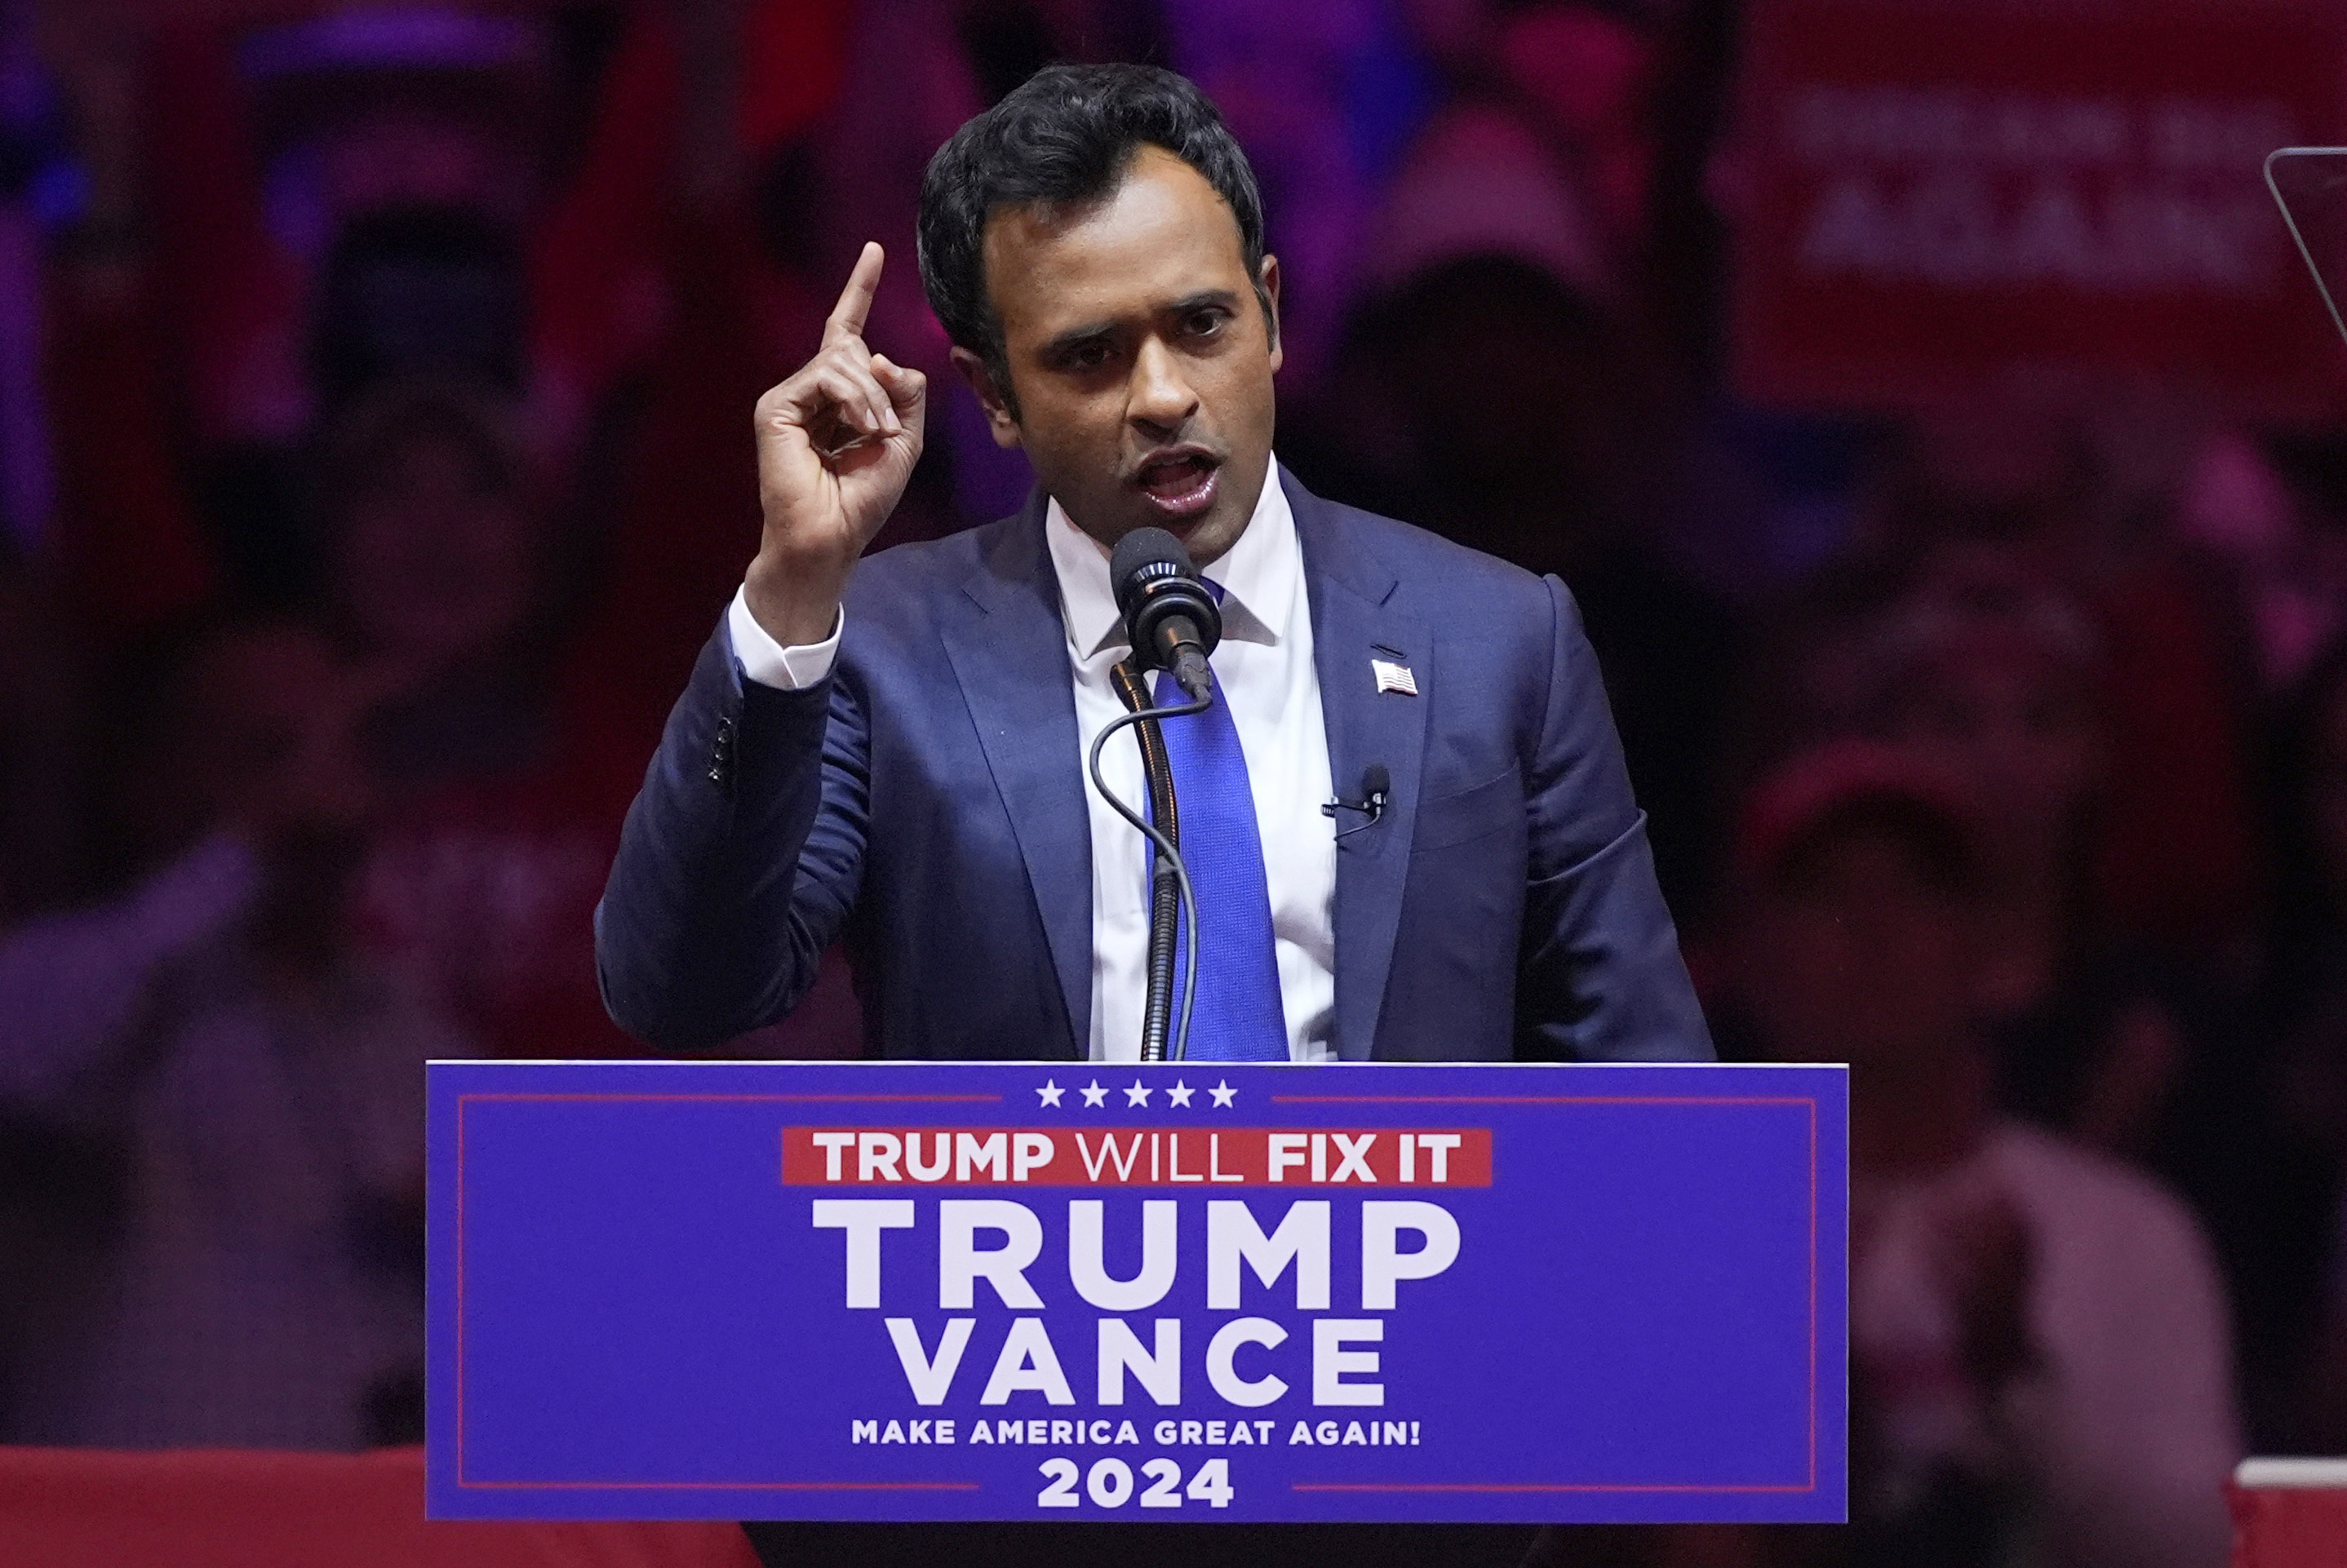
<box><xmin>728</xmin><ymin>583</ymin><xmax>841</xmax><ymax>689</ymax></box>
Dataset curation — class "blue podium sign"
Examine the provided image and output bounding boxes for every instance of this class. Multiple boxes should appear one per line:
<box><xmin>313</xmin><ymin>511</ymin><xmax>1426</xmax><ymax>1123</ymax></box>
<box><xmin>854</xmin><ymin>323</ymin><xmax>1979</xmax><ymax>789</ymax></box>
<box><xmin>427</xmin><ymin>1060</ymin><xmax>1846</xmax><ymax>1524</ymax></box>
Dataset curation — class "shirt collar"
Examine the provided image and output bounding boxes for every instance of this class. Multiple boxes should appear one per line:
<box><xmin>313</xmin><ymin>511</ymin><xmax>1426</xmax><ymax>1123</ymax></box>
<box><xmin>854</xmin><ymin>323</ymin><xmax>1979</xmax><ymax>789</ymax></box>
<box><xmin>1045</xmin><ymin>458</ymin><xmax>1298</xmax><ymax>660</ymax></box>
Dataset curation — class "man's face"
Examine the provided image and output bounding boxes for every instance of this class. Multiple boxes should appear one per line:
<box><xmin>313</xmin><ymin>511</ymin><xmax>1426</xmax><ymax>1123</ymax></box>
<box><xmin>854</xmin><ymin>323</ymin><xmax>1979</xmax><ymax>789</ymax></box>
<box><xmin>339</xmin><ymin>428</ymin><xmax>537</xmax><ymax>671</ymax></box>
<box><xmin>1886</xmin><ymin>632</ymin><xmax>2102</xmax><ymax>860</ymax></box>
<box><xmin>957</xmin><ymin>145</ymin><xmax>1281</xmax><ymax>565</ymax></box>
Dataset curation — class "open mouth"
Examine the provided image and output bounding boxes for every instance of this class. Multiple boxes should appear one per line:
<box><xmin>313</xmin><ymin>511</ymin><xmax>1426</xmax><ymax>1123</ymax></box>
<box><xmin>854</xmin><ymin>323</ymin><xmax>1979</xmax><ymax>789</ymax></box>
<box><xmin>1134</xmin><ymin>450</ymin><xmax>1222</xmax><ymax>520</ymax></box>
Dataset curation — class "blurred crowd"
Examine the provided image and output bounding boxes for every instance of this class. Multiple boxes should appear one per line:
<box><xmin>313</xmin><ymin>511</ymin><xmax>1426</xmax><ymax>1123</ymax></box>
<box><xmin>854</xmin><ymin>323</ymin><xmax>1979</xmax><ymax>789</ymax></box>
<box><xmin>0</xmin><ymin>0</ymin><xmax>2343</xmax><ymax>1563</ymax></box>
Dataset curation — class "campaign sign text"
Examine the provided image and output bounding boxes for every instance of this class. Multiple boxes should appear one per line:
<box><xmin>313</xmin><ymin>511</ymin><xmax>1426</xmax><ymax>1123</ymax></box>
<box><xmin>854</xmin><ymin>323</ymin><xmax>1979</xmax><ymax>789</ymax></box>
<box><xmin>427</xmin><ymin>1061</ymin><xmax>1847</xmax><ymax>1523</ymax></box>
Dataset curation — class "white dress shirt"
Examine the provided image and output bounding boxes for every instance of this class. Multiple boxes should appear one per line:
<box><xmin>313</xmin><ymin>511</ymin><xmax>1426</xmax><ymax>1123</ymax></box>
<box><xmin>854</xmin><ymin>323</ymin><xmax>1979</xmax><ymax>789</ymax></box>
<box><xmin>726</xmin><ymin>458</ymin><xmax>1338</xmax><ymax>1061</ymax></box>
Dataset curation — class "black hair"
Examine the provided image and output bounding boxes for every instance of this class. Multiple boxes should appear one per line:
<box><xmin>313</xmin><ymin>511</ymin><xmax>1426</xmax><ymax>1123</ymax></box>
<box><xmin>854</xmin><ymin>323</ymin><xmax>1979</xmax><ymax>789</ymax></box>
<box><xmin>916</xmin><ymin>63</ymin><xmax>1271</xmax><ymax>414</ymax></box>
<box><xmin>311</xmin><ymin>204</ymin><xmax>527</xmax><ymax>407</ymax></box>
<box><xmin>315</xmin><ymin>379</ymin><xmax>527</xmax><ymax>532</ymax></box>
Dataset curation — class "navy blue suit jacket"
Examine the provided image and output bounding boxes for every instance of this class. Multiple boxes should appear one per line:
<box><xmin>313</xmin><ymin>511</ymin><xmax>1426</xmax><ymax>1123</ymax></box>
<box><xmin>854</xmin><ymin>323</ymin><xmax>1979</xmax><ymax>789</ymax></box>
<box><xmin>596</xmin><ymin>471</ymin><xmax>1711</xmax><ymax>1063</ymax></box>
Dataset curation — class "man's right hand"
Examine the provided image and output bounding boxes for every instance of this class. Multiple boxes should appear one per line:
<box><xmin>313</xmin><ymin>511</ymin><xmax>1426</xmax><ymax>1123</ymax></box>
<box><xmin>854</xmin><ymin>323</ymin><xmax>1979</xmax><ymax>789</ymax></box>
<box><xmin>745</xmin><ymin>241</ymin><xmax>929</xmax><ymax>646</ymax></box>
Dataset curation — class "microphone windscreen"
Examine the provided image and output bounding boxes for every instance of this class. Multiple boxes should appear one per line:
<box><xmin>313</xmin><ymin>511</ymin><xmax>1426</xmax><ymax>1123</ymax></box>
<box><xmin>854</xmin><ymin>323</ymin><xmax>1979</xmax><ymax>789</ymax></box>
<box><xmin>1110</xmin><ymin>527</ymin><xmax>1195</xmax><ymax>611</ymax></box>
<box><xmin>1362</xmin><ymin>764</ymin><xmax>1391</xmax><ymax>800</ymax></box>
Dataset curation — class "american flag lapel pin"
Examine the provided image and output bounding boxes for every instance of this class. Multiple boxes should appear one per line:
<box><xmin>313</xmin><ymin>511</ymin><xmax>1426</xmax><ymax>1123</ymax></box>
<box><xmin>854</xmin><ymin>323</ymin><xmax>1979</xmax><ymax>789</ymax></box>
<box><xmin>1370</xmin><ymin>657</ymin><xmax>1418</xmax><ymax>696</ymax></box>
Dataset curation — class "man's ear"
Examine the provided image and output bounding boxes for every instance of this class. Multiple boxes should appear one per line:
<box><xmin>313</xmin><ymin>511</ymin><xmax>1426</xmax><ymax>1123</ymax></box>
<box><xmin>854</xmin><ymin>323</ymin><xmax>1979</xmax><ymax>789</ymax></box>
<box><xmin>1259</xmin><ymin>254</ymin><xmax>1284</xmax><ymax>377</ymax></box>
<box><xmin>949</xmin><ymin>348</ymin><xmax>1023</xmax><ymax>450</ymax></box>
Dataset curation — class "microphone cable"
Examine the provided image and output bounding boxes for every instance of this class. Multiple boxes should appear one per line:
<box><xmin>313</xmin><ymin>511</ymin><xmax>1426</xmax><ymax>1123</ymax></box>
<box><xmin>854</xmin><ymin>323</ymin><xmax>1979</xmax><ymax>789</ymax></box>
<box><xmin>1087</xmin><ymin>675</ymin><xmax>1210</xmax><ymax>1061</ymax></box>
<box><xmin>1111</xmin><ymin>662</ymin><xmax>1187</xmax><ymax>1062</ymax></box>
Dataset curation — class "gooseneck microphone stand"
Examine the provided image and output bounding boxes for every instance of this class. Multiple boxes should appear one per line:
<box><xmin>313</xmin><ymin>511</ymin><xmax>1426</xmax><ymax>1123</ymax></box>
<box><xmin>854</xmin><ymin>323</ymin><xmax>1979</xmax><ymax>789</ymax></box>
<box><xmin>1112</xmin><ymin>662</ymin><xmax>1187</xmax><ymax>1062</ymax></box>
<box><xmin>1087</xmin><ymin>660</ymin><xmax>1209</xmax><ymax>1061</ymax></box>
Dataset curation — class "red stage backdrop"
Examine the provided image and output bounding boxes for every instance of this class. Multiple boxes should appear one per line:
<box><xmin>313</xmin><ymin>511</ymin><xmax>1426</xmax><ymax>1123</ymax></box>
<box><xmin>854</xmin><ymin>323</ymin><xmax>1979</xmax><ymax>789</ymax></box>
<box><xmin>1731</xmin><ymin>0</ymin><xmax>2347</xmax><ymax>417</ymax></box>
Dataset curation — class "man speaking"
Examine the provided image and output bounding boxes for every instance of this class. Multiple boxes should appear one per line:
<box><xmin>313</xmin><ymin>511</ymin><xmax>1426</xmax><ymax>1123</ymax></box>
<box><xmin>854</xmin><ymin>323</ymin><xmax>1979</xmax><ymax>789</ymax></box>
<box><xmin>597</xmin><ymin>62</ymin><xmax>1710</xmax><ymax>1074</ymax></box>
<box><xmin>596</xmin><ymin>61</ymin><xmax>1714</xmax><ymax>1566</ymax></box>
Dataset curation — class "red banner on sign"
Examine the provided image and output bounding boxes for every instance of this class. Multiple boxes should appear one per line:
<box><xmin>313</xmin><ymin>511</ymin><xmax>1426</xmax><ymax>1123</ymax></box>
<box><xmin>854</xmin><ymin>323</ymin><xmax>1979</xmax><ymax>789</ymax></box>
<box><xmin>1731</xmin><ymin>0</ymin><xmax>2347</xmax><ymax>416</ymax></box>
<box><xmin>781</xmin><ymin>1127</ymin><xmax>1495</xmax><ymax>1188</ymax></box>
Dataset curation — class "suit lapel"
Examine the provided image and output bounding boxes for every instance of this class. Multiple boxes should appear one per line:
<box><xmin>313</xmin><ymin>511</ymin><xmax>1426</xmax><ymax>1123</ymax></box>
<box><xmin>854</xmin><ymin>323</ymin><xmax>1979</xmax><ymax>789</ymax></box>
<box><xmin>1289</xmin><ymin>472</ymin><xmax>1431</xmax><ymax>1061</ymax></box>
<box><xmin>938</xmin><ymin>497</ymin><xmax>1090</xmax><ymax>1058</ymax></box>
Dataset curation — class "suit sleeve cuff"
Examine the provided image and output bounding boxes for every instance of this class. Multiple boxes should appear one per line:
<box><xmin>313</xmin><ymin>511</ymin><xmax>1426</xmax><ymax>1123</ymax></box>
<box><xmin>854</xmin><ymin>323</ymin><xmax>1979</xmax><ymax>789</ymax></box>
<box><xmin>728</xmin><ymin>583</ymin><xmax>841</xmax><ymax>689</ymax></box>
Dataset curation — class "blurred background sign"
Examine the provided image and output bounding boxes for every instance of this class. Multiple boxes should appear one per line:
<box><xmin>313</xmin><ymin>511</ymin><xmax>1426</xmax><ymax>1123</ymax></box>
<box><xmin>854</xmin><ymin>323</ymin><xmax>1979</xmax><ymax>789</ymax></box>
<box><xmin>1732</xmin><ymin>0</ymin><xmax>2347</xmax><ymax>418</ymax></box>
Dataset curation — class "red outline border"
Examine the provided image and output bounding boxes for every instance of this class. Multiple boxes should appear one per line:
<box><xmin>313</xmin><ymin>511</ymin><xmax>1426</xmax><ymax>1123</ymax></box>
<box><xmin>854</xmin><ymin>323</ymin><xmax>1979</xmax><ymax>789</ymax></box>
<box><xmin>458</xmin><ymin>1480</ymin><xmax>981</xmax><ymax>1492</ymax></box>
<box><xmin>1268</xmin><ymin>1095</ymin><xmax>1814</xmax><ymax>1105</ymax></box>
<box><xmin>452</xmin><ymin>1087</ymin><xmax>1828</xmax><ymax>1500</ymax></box>
<box><xmin>1277</xmin><ymin>1094</ymin><xmax>1821</xmax><ymax>1497</ymax></box>
<box><xmin>455</xmin><ymin>1092</ymin><xmax>987</xmax><ymax>1493</ymax></box>
<box><xmin>462</xmin><ymin>1092</ymin><xmax>1005</xmax><ymax>1104</ymax></box>
<box><xmin>1295</xmin><ymin>1482</ymin><xmax>1814</xmax><ymax>1494</ymax></box>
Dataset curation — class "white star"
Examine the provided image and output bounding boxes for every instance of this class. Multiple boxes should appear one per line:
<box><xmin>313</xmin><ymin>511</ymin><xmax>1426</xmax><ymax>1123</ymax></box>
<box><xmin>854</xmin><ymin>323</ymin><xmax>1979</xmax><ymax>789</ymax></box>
<box><xmin>1080</xmin><ymin>1079</ymin><xmax>1109</xmax><ymax>1108</ymax></box>
<box><xmin>1165</xmin><ymin>1080</ymin><xmax>1195</xmax><ymax>1108</ymax></box>
<box><xmin>1209</xmin><ymin>1079</ymin><xmax>1237</xmax><ymax>1108</ymax></box>
<box><xmin>1036</xmin><ymin>1079</ymin><xmax>1064</xmax><ymax>1108</ymax></box>
<box><xmin>1124</xmin><ymin>1080</ymin><xmax>1151</xmax><ymax>1106</ymax></box>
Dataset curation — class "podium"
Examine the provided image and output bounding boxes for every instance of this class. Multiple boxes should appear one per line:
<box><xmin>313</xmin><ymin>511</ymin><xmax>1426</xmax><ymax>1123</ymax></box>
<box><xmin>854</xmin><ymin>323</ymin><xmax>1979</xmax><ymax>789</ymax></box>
<box><xmin>425</xmin><ymin>1059</ymin><xmax>1847</xmax><ymax>1525</ymax></box>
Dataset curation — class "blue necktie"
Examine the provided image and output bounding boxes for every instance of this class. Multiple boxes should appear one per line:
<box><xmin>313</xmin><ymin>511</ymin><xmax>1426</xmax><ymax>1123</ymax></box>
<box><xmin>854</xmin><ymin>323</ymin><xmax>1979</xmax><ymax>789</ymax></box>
<box><xmin>1149</xmin><ymin>647</ymin><xmax>1289</xmax><ymax>1063</ymax></box>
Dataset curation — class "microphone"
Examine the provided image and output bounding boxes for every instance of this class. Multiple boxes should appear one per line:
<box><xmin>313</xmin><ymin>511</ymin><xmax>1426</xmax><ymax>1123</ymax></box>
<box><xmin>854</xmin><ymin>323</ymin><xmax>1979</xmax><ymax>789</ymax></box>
<box><xmin>1323</xmin><ymin>763</ymin><xmax>1391</xmax><ymax>838</ymax></box>
<box><xmin>1111</xmin><ymin>527</ymin><xmax>1222</xmax><ymax>702</ymax></box>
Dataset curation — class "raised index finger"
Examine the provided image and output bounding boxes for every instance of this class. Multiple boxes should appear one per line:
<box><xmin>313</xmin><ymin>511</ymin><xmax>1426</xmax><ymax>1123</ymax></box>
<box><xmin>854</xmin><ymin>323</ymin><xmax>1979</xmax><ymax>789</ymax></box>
<box><xmin>825</xmin><ymin>241</ymin><xmax>885</xmax><ymax>347</ymax></box>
